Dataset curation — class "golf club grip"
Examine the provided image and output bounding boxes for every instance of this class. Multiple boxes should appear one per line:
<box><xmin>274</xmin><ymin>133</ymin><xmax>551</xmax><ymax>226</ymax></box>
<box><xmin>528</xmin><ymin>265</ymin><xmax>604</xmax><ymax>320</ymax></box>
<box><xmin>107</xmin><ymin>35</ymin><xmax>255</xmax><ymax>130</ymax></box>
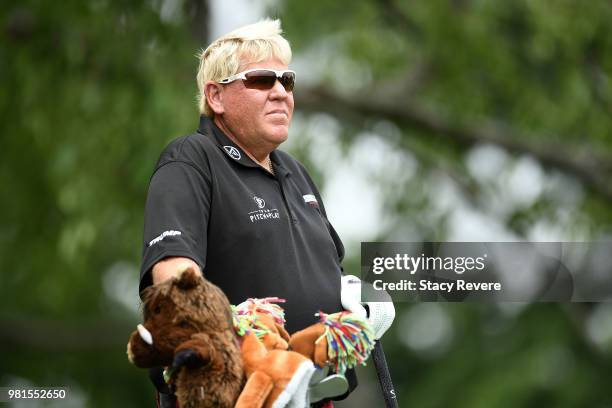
<box><xmin>372</xmin><ymin>341</ymin><xmax>399</xmax><ymax>408</ymax></box>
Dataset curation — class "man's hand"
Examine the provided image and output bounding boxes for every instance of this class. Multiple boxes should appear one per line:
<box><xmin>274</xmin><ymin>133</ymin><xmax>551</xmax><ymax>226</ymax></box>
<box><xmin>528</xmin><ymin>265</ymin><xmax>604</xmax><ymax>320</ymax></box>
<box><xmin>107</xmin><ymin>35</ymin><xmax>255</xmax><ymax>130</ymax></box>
<box><xmin>341</xmin><ymin>275</ymin><xmax>395</xmax><ymax>340</ymax></box>
<box><xmin>152</xmin><ymin>257</ymin><xmax>201</xmax><ymax>285</ymax></box>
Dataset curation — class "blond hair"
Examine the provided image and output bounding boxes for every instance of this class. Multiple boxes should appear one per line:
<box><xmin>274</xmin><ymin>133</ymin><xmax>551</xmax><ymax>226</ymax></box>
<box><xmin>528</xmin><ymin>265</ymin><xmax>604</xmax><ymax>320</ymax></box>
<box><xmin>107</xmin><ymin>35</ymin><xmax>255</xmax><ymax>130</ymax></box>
<box><xmin>196</xmin><ymin>19</ymin><xmax>292</xmax><ymax>116</ymax></box>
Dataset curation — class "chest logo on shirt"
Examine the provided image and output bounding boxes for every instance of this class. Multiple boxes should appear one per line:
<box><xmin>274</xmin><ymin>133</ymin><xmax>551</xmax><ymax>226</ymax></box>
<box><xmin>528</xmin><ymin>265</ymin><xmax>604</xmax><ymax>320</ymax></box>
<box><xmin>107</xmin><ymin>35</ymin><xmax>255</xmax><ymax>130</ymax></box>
<box><xmin>223</xmin><ymin>146</ymin><xmax>241</xmax><ymax>160</ymax></box>
<box><xmin>254</xmin><ymin>196</ymin><xmax>266</xmax><ymax>209</ymax></box>
<box><xmin>248</xmin><ymin>195</ymin><xmax>280</xmax><ymax>223</ymax></box>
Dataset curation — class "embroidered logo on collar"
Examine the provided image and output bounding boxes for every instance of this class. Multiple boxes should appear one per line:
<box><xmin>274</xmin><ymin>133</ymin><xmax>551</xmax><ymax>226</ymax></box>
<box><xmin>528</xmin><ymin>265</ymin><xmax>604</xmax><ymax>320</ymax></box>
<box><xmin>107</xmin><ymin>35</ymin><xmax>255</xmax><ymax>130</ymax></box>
<box><xmin>254</xmin><ymin>196</ymin><xmax>266</xmax><ymax>209</ymax></box>
<box><xmin>224</xmin><ymin>146</ymin><xmax>241</xmax><ymax>160</ymax></box>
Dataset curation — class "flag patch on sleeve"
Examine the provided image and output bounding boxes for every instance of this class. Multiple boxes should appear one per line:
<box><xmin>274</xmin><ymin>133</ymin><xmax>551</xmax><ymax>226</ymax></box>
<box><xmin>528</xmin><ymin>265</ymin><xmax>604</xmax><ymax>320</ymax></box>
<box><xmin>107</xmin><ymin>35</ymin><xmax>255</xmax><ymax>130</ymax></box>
<box><xmin>303</xmin><ymin>194</ymin><xmax>319</xmax><ymax>208</ymax></box>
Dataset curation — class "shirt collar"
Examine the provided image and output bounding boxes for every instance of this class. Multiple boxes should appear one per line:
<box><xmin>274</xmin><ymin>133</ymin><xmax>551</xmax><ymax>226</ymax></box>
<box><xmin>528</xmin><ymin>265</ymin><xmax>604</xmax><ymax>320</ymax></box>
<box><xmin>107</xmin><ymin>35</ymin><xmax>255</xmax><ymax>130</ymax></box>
<box><xmin>197</xmin><ymin>116</ymin><xmax>291</xmax><ymax>177</ymax></box>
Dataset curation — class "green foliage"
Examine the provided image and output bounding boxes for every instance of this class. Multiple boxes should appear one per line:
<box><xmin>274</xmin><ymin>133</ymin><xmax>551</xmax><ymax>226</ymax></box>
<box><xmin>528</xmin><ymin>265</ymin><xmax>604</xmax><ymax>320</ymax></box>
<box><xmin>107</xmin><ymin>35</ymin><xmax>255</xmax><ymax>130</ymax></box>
<box><xmin>2</xmin><ymin>0</ymin><xmax>612</xmax><ymax>407</ymax></box>
<box><xmin>281</xmin><ymin>1</ymin><xmax>612</xmax><ymax>407</ymax></box>
<box><xmin>2</xmin><ymin>0</ymin><xmax>200</xmax><ymax>405</ymax></box>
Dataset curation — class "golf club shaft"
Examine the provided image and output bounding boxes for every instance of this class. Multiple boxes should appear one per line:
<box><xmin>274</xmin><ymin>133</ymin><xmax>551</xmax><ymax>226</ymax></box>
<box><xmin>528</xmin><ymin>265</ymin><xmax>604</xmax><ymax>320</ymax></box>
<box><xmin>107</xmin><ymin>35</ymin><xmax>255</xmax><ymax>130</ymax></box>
<box><xmin>372</xmin><ymin>341</ymin><xmax>398</xmax><ymax>408</ymax></box>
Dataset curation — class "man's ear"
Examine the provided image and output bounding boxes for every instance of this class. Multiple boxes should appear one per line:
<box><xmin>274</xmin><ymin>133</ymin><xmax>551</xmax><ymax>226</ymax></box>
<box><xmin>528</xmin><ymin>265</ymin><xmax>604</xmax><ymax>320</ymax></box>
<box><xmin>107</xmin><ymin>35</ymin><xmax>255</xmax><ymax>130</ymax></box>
<box><xmin>205</xmin><ymin>81</ymin><xmax>225</xmax><ymax>115</ymax></box>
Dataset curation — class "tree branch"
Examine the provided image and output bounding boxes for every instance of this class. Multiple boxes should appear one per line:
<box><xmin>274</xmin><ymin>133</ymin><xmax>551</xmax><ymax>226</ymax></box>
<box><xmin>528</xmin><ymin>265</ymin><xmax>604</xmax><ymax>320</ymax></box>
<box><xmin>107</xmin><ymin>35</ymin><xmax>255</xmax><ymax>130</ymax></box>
<box><xmin>295</xmin><ymin>86</ymin><xmax>612</xmax><ymax>202</ymax></box>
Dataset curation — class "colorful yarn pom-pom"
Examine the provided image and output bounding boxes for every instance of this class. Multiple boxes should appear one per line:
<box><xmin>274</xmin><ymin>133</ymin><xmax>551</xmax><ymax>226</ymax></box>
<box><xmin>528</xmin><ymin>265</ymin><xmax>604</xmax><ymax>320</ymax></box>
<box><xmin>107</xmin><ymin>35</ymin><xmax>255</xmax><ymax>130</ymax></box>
<box><xmin>234</xmin><ymin>297</ymin><xmax>286</xmax><ymax>326</ymax></box>
<box><xmin>232</xmin><ymin>297</ymin><xmax>287</xmax><ymax>338</ymax></box>
<box><xmin>316</xmin><ymin>311</ymin><xmax>376</xmax><ymax>374</ymax></box>
<box><xmin>231</xmin><ymin>305</ymin><xmax>253</xmax><ymax>337</ymax></box>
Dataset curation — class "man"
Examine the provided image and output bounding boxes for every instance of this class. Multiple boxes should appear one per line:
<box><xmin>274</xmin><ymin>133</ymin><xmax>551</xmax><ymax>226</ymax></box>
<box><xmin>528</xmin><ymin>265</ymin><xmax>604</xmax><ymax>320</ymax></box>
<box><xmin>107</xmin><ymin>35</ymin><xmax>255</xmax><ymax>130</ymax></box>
<box><xmin>139</xmin><ymin>19</ymin><xmax>394</xmax><ymax>407</ymax></box>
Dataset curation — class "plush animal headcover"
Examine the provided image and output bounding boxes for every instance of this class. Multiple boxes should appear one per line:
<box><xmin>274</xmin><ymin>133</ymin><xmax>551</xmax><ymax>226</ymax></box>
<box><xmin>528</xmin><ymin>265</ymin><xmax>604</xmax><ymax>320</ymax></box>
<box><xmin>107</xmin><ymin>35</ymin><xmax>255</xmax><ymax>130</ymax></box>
<box><xmin>127</xmin><ymin>268</ymin><xmax>244</xmax><ymax>408</ymax></box>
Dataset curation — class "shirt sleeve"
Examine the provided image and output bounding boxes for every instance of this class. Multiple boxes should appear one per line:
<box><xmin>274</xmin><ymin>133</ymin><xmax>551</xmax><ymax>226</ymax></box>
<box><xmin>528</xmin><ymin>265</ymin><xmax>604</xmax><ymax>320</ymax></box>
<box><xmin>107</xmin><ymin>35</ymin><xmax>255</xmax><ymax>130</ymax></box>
<box><xmin>139</xmin><ymin>161</ymin><xmax>211</xmax><ymax>294</ymax></box>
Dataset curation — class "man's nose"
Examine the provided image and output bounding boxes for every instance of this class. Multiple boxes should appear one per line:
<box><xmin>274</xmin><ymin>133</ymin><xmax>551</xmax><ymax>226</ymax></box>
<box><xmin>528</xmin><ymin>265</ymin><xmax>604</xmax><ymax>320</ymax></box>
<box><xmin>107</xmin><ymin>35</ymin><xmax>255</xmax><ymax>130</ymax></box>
<box><xmin>269</xmin><ymin>78</ymin><xmax>289</xmax><ymax>99</ymax></box>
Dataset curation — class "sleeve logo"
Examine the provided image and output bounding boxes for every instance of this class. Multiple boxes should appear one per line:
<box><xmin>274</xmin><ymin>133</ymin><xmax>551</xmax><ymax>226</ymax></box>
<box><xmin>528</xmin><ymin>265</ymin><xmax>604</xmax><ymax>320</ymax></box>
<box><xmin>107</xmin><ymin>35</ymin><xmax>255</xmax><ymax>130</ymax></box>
<box><xmin>303</xmin><ymin>194</ymin><xmax>319</xmax><ymax>208</ymax></box>
<box><xmin>148</xmin><ymin>230</ymin><xmax>182</xmax><ymax>247</ymax></box>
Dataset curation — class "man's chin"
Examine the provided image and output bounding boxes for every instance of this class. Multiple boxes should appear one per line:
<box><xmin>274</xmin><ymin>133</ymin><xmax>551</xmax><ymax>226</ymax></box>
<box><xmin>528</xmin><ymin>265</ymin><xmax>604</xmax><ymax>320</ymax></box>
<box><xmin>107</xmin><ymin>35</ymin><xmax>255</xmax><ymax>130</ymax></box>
<box><xmin>264</xmin><ymin>127</ymin><xmax>289</xmax><ymax>145</ymax></box>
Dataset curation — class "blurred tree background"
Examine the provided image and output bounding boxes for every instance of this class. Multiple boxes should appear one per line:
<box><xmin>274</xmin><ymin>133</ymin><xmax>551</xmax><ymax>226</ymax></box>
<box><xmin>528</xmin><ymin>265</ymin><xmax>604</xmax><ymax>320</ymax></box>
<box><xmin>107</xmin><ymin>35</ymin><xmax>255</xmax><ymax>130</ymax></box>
<box><xmin>2</xmin><ymin>0</ymin><xmax>612</xmax><ymax>407</ymax></box>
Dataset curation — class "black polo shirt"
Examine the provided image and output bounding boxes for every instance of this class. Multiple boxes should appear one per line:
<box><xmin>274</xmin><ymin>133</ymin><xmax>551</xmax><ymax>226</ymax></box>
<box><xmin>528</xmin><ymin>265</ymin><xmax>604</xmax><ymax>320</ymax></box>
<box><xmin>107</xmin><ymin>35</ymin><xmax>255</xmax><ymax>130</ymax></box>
<box><xmin>140</xmin><ymin>116</ymin><xmax>346</xmax><ymax>334</ymax></box>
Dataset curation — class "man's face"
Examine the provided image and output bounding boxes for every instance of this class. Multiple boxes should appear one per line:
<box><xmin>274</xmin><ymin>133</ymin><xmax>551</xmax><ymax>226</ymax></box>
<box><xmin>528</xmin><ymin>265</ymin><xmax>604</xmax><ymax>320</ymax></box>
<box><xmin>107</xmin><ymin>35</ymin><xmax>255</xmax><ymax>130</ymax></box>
<box><xmin>217</xmin><ymin>58</ymin><xmax>294</xmax><ymax>153</ymax></box>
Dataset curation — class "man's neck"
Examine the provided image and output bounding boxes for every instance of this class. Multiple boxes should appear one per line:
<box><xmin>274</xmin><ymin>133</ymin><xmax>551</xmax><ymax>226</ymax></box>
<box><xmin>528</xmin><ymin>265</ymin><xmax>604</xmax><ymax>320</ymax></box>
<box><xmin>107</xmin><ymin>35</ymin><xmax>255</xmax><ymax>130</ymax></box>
<box><xmin>213</xmin><ymin>116</ymin><xmax>274</xmax><ymax>173</ymax></box>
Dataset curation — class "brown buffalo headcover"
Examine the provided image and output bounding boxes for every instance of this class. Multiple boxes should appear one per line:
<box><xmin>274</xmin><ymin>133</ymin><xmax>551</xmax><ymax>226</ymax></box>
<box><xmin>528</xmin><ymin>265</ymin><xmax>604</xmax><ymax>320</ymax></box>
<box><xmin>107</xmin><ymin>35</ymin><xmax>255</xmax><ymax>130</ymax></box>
<box><xmin>127</xmin><ymin>268</ymin><xmax>244</xmax><ymax>408</ymax></box>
